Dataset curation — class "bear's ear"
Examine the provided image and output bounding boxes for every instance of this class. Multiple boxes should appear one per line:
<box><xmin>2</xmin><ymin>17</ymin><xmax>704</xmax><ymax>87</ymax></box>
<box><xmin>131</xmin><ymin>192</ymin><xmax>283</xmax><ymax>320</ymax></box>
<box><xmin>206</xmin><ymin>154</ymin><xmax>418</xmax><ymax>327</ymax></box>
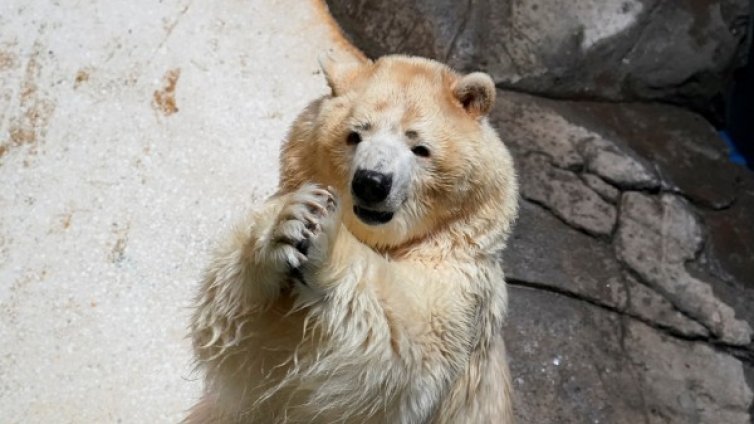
<box><xmin>318</xmin><ymin>52</ymin><xmax>371</xmax><ymax>96</ymax></box>
<box><xmin>452</xmin><ymin>72</ymin><xmax>496</xmax><ymax>117</ymax></box>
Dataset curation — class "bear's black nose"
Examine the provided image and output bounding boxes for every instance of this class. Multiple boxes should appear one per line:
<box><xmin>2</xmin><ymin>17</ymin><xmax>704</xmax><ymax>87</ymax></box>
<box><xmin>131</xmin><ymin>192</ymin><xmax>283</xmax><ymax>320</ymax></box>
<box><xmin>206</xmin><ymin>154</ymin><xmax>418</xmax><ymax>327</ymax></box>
<box><xmin>352</xmin><ymin>169</ymin><xmax>392</xmax><ymax>204</ymax></box>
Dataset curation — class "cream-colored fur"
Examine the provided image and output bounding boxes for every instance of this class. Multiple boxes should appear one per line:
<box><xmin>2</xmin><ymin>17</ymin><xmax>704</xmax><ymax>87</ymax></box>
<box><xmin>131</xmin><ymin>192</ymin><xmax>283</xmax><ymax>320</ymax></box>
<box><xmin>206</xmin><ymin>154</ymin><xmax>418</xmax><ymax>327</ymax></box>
<box><xmin>185</xmin><ymin>55</ymin><xmax>518</xmax><ymax>424</ymax></box>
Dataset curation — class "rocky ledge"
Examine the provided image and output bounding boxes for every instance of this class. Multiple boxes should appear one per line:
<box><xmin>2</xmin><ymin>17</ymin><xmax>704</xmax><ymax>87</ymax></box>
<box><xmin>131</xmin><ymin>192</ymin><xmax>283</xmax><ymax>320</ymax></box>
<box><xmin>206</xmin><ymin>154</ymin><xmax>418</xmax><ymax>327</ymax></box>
<box><xmin>493</xmin><ymin>91</ymin><xmax>754</xmax><ymax>423</ymax></box>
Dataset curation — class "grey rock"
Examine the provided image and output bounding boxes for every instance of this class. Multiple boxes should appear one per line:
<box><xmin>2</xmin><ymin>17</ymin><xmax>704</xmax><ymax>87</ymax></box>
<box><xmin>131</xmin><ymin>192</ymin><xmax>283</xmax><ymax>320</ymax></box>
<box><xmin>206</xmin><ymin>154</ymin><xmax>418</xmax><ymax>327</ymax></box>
<box><xmin>619</xmin><ymin>192</ymin><xmax>703</xmax><ymax>261</ymax></box>
<box><xmin>492</xmin><ymin>90</ymin><xmax>740</xmax><ymax>209</ymax></box>
<box><xmin>492</xmin><ymin>89</ymin><xmax>754</xmax><ymax>343</ymax></box>
<box><xmin>495</xmin><ymin>91</ymin><xmax>747</xmax><ymax>342</ymax></box>
<box><xmin>624</xmin><ymin>273</ymin><xmax>709</xmax><ymax>338</ymax></box>
<box><xmin>518</xmin><ymin>154</ymin><xmax>617</xmax><ymax>236</ymax></box>
<box><xmin>494</xmin><ymin>94</ymin><xmax>584</xmax><ymax>170</ymax></box>
<box><xmin>577</xmin><ymin>135</ymin><xmax>659</xmax><ymax>189</ymax></box>
<box><xmin>696</xmin><ymin>178</ymin><xmax>754</xmax><ymax>340</ymax></box>
<box><xmin>506</xmin><ymin>200</ymin><xmax>708</xmax><ymax>339</ymax></box>
<box><xmin>492</xmin><ymin>90</ymin><xmax>659</xmax><ymax>189</ymax></box>
<box><xmin>703</xmin><ymin>177</ymin><xmax>754</xmax><ymax>286</ymax></box>
<box><xmin>560</xmin><ymin>101</ymin><xmax>742</xmax><ymax>208</ymax></box>
<box><xmin>505</xmin><ymin>200</ymin><xmax>626</xmax><ymax>308</ymax></box>
<box><xmin>327</xmin><ymin>0</ymin><xmax>751</xmax><ymax>112</ymax></box>
<box><xmin>506</xmin><ymin>286</ymin><xmax>753</xmax><ymax>423</ymax></box>
<box><xmin>581</xmin><ymin>173</ymin><xmax>620</xmax><ymax>203</ymax></box>
<box><xmin>505</xmin><ymin>286</ymin><xmax>649</xmax><ymax>423</ymax></box>
<box><xmin>616</xmin><ymin>191</ymin><xmax>752</xmax><ymax>345</ymax></box>
<box><xmin>625</xmin><ymin>320</ymin><xmax>753</xmax><ymax>423</ymax></box>
<box><xmin>485</xmin><ymin>85</ymin><xmax>754</xmax><ymax>418</ymax></box>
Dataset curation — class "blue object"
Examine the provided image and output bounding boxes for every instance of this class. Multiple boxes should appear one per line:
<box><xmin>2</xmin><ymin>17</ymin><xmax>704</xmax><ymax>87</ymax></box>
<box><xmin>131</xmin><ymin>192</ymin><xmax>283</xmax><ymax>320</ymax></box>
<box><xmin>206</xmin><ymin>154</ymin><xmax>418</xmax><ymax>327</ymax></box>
<box><xmin>720</xmin><ymin>131</ymin><xmax>748</xmax><ymax>167</ymax></box>
<box><xmin>723</xmin><ymin>1</ymin><xmax>753</xmax><ymax>170</ymax></box>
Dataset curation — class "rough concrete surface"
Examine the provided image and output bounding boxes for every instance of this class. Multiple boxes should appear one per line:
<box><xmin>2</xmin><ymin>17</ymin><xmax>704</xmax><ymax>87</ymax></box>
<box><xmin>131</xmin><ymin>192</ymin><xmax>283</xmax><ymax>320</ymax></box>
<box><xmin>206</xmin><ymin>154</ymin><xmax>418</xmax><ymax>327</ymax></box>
<box><xmin>0</xmin><ymin>1</ymin><xmax>351</xmax><ymax>422</ymax></box>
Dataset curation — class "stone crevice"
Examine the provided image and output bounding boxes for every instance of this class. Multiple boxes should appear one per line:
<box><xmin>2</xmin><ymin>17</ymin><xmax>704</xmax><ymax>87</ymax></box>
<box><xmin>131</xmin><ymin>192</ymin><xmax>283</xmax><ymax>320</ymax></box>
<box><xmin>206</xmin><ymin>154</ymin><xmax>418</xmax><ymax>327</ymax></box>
<box><xmin>554</xmin><ymin>161</ymin><xmax>736</xmax><ymax>213</ymax></box>
<box><xmin>618</xmin><ymin>0</ymin><xmax>663</xmax><ymax>65</ymax></box>
<box><xmin>443</xmin><ymin>0</ymin><xmax>473</xmax><ymax>63</ymax></box>
<box><xmin>509</xmin><ymin>276</ymin><xmax>754</xmax><ymax>368</ymax></box>
<box><xmin>616</xmin><ymin>313</ymin><xmax>652</xmax><ymax>424</ymax></box>
<box><xmin>507</xmin><ymin>277</ymin><xmax>710</xmax><ymax>344</ymax></box>
<box><xmin>519</xmin><ymin>161</ymin><xmax>751</xmax><ymax>348</ymax></box>
<box><xmin>619</xmin><ymin>260</ymin><xmax>714</xmax><ymax>335</ymax></box>
<box><xmin>615</xmin><ymin>191</ymin><xmax>752</xmax><ymax>346</ymax></box>
<box><xmin>518</xmin><ymin>152</ymin><xmax>618</xmax><ymax>238</ymax></box>
<box><xmin>518</xmin><ymin>194</ymin><xmax>613</xmax><ymax>242</ymax></box>
<box><xmin>622</xmin><ymin>181</ymin><xmax>738</xmax><ymax>212</ymax></box>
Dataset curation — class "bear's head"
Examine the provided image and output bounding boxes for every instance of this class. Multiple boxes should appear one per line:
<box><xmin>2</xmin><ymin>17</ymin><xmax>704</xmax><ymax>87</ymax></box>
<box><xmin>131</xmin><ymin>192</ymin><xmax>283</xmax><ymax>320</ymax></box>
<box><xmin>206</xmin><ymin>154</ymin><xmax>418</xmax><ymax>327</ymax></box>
<box><xmin>281</xmin><ymin>55</ymin><xmax>517</xmax><ymax>250</ymax></box>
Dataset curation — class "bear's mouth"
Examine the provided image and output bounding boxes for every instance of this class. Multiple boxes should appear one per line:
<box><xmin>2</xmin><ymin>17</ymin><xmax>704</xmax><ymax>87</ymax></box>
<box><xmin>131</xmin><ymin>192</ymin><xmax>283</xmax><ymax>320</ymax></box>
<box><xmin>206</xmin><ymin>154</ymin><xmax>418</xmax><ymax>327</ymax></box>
<box><xmin>353</xmin><ymin>205</ymin><xmax>394</xmax><ymax>225</ymax></box>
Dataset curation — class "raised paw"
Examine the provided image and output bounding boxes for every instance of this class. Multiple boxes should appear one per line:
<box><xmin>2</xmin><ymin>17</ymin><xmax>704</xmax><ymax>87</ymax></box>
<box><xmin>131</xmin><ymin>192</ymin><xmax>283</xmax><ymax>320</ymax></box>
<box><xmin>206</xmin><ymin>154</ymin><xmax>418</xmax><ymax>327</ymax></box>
<box><xmin>270</xmin><ymin>184</ymin><xmax>338</xmax><ymax>272</ymax></box>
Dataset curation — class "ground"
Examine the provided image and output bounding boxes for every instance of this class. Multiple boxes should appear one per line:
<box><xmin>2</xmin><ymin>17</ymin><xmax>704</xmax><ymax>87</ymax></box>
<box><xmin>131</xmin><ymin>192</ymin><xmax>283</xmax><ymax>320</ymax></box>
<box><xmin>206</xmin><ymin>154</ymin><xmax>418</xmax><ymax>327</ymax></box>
<box><xmin>0</xmin><ymin>1</ymin><xmax>351</xmax><ymax>422</ymax></box>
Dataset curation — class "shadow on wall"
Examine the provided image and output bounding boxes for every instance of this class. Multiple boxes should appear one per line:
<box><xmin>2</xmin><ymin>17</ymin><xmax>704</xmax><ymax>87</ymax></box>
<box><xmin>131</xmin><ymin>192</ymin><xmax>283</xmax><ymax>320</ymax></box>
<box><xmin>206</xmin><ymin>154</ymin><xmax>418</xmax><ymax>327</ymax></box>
<box><xmin>725</xmin><ymin>3</ymin><xmax>754</xmax><ymax>169</ymax></box>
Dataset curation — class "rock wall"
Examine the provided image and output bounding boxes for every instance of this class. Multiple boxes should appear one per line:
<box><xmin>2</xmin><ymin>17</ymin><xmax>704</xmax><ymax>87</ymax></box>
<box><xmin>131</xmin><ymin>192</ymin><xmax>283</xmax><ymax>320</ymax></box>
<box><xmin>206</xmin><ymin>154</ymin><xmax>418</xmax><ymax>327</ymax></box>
<box><xmin>326</xmin><ymin>0</ymin><xmax>751</xmax><ymax>118</ymax></box>
<box><xmin>492</xmin><ymin>91</ymin><xmax>754</xmax><ymax>422</ymax></box>
<box><xmin>325</xmin><ymin>3</ymin><xmax>754</xmax><ymax>420</ymax></box>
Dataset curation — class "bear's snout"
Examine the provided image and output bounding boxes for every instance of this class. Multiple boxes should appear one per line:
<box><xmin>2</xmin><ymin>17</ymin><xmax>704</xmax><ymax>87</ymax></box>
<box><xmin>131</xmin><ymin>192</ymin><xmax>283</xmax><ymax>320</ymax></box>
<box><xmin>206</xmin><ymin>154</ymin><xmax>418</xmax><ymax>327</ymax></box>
<box><xmin>352</xmin><ymin>169</ymin><xmax>393</xmax><ymax>205</ymax></box>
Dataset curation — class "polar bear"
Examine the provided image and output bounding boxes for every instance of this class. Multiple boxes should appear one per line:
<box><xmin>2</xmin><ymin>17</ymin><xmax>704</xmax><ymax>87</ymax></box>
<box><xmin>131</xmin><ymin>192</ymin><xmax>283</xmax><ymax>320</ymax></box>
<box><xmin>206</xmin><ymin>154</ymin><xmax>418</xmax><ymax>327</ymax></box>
<box><xmin>185</xmin><ymin>54</ymin><xmax>519</xmax><ymax>424</ymax></box>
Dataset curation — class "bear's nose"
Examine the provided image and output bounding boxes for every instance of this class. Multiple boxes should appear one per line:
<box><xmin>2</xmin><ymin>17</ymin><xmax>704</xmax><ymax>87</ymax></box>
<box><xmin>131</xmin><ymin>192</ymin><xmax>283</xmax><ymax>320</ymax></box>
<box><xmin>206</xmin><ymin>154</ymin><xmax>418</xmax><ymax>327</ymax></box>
<box><xmin>352</xmin><ymin>169</ymin><xmax>392</xmax><ymax>204</ymax></box>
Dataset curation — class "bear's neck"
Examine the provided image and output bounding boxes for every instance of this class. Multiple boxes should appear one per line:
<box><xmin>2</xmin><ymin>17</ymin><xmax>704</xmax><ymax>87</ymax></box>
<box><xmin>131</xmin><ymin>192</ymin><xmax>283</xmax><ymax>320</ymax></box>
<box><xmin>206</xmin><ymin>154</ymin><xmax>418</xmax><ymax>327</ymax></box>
<box><xmin>359</xmin><ymin>193</ymin><xmax>512</xmax><ymax>263</ymax></box>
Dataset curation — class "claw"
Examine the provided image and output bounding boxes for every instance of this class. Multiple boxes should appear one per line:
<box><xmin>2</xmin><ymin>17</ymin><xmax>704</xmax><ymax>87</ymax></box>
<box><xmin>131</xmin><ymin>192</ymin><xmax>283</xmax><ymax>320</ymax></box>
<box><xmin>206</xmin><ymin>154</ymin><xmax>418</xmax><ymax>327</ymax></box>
<box><xmin>291</xmin><ymin>251</ymin><xmax>307</xmax><ymax>268</ymax></box>
<box><xmin>312</xmin><ymin>188</ymin><xmax>333</xmax><ymax>200</ymax></box>
<box><xmin>305</xmin><ymin>200</ymin><xmax>328</xmax><ymax>215</ymax></box>
<box><xmin>302</xmin><ymin>213</ymin><xmax>319</xmax><ymax>227</ymax></box>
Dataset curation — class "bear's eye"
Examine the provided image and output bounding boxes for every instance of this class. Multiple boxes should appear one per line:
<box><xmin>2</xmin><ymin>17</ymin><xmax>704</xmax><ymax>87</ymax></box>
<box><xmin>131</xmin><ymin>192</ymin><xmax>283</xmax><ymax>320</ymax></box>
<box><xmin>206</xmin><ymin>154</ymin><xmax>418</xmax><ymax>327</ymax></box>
<box><xmin>411</xmin><ymin>145</ymin><xmax>431</xmax><ymax>158</ymax></box>
<box><xmin>346</xmin><ymin>131</ymin><xmax>362</xmax><ymax>145</ymax></box>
